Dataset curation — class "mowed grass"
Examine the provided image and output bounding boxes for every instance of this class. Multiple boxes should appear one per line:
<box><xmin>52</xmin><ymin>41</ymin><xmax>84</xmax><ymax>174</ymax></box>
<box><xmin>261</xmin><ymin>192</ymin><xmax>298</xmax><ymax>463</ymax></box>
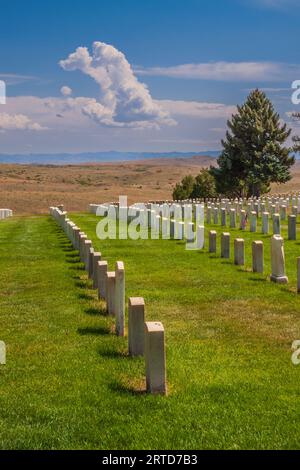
<box><xmin>0</xmin><ymin>213</ymin><xmax>300</xmax><ymax>449</ymax></box>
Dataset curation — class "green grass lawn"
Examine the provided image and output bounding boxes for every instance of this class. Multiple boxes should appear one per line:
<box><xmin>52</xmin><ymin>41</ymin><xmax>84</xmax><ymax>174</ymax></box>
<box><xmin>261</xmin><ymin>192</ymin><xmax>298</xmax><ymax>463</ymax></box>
<box><xmin>0</xmin><ymin>212</ymin><xmax>300</xmax><ymax>449</ymax></box>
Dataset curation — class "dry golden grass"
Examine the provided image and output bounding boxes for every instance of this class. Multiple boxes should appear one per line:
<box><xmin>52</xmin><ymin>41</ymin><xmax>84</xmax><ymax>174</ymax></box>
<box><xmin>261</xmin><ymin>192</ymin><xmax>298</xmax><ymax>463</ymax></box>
<box><xmin>0</xmin><ymin>155</ymin><xmax>299</xmax><ymax>214</ymax></box>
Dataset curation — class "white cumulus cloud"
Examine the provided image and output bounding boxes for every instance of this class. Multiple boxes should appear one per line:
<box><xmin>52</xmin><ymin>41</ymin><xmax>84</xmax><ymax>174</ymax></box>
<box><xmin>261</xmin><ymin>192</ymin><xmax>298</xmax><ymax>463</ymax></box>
<box><xmin>0</xmin><ymin>112</ymin><xmax>45</xmax><ymax>131</ymax></box>
<box><xmin>60</xmin><ymin>85</ymin><xmax>72</xmax><ymax>96</ymax></box>
<box><xmin>59</xmin><ymin>41</ymin><xmax>175</xmax><ymax>129</ymax></box>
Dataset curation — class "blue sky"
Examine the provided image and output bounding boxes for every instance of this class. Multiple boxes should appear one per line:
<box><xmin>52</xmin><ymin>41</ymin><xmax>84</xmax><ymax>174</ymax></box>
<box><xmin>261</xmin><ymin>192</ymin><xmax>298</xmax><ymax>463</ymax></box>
<box><xmin>0</xmin><ymin>0</ymin><xmax>299</xmax><ymax>154</ymax></box>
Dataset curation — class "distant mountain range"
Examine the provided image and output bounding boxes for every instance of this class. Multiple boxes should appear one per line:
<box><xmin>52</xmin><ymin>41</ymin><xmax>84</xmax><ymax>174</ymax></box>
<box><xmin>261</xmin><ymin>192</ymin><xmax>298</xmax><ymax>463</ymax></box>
<box><xmin>0</xmin><ymin>151</ymin><xmax>221</xmax><ymax>165</ymax></box>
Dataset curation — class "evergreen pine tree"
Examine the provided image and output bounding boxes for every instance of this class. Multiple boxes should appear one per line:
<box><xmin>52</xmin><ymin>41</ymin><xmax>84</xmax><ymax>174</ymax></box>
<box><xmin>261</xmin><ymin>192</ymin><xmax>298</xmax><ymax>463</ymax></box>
<box><xmin>210</xmin><ymin>89</ymin><xmax>294</xmax><ymax>197</ymax></box>
<box><xmin>292</xmin><ymin>112</ymin><xmax>300</xmax><ymax>152</ymax></box>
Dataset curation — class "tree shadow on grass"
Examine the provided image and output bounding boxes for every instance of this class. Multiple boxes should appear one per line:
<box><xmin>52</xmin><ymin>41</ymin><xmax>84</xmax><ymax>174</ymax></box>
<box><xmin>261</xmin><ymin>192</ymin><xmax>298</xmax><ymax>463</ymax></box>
<box><xmin>77</xmin><ymin>326</ymin><xmax>110</xmax><ymax>336</ymax></box>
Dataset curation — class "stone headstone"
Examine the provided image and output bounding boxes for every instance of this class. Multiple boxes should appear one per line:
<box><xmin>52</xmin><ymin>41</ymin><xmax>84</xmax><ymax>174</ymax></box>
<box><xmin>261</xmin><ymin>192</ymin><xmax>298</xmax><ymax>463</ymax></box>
<box><xmin>262</xmin><ymin>212</ymin><xmax>269</xmax><ymax>234</ymax></box>
<box><xmin>0</xmin><ymin>341</ymin><xmax>6</xmax><ymax>365</ymax></box>
<box><xmin>106</xmin><ymin>271</ymin><xmax>116</xmax><ymax>315</ymax></box>
<box><xmin>272</xmin><ymin>214</ymin><xmax>281</xmax><ymax>235</ymax></box>
<box><xmin>209</xmin><ymin>230</ymin><xmax>217</xmax><ymax>253</ymax></box>
<box><xmin>98</xmin><ymin>261</ymin><xmax>108</xmax><ymax>300</ymax></box>
<box><xmin>145</xmin><ymin>322</ymin><xmax>167</xmax><ymax>395</ymax></box>
<box><xmin>88</xmin><ymin>247</ymin><xmax>95</xmax><ymax>279</ymax></box>
<box><xmin>221</xmin><ymin>232</ymin><xmax>230</xmax><ymax>259</ymax></box>
<box><xmin>270</xmin><ymin>204</ymin><xmax>275</xmax><ymax>215</ymax></box>
<box><xmin>229</xmin><ymin>208</ymin><xmax>236</xmax><ymax>228</ymax></box>
<box><xmin>79</xmin><ymin>234</ymin><xmax>87</xmax><ymax>261</ymax></box>
<box><xmin>84</xmin><ymin>240</ymin><xmax>92</xmax><ymax>272</ymax></box>
<box><xmin>288</xmin><ymin>214</ymin><xmax>297</xmax><ymax>240</ymax></box>
<box><xmin>128</xmin><ymin>297</ymin><xmax>145</xmax><ymax>356</ymax></box>
<box><xmin>206</xmin><ymin>206</ymin><xmax>211</xmax><ymax>224</ymax></box>
<box><xmin>280</xmin><ymin>205</ymin><xmax>287</xmax><ymax>221</ymax></box>
<box><xmin>115</xmin><ymin>262</ymin><xmax>125</xmax><ymax>337</ymax></box>
<box><xmin>240</xmin><ymin>210</ymin><xmax>247</xmax><ymax>230</ymax></box>
<box><xmin>252</xmin><ymin>241</ymin><xmax>264</xmax><ymax>273</ymax></box>
<box><xmin>234</xmin><ymin>238</ymin><xmax>245</xmax><ymax>266</ymax></box>
<box><xmin>72</xmin><ymin>227</ymin><xmax>80</xmax><ymax>250</ymax></box>
<box><xmin>250</xmin><ymin>211</ymin><xmax>257</xmax><ymax>232</ymax></box>
<box><xmin>196</xmin><ymin>225</ymin><xmax>205</xmax><ymax>249</ymax></box>
<box><xmin>213</xmin><ymin>207</ymin><xmax>219</xmax><ymax>225</ymax></box>
<box><xmin>221</xmin><ymin>208</ymin><xmax>226</xmax><ymax>226</ymax></box>
<box><xmin>270</xmin><ymin>235</ymin><xmax>288</xmax><ymax>284</ymax></box>
<box><xmin>92</xmin><ymin>252</ymin><xmax>101</xmax><ymax>289</ymax></box>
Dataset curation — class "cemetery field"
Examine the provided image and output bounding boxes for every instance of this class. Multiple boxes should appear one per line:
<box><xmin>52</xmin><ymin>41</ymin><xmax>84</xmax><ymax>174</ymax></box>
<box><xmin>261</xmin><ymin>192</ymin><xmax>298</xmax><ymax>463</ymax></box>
<box><xmin>1</xmin><ymin>213</ymin><xmax>300</xmax><ymax>449</ymax></box>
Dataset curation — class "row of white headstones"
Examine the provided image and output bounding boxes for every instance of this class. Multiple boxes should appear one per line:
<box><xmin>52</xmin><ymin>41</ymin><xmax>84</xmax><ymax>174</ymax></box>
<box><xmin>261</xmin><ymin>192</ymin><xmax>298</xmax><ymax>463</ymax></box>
<box><xmin>89</xmin><ymin>193</ymin><xmax>300</xmax><ymax>241</ymax></box>
<box><xmin>89</xmin><ymin>196</ymin><xmax>298</xmax><ymax>287</ymax></box>
<box><xmin>90</xmin><ymin>202</ymin><xmax>205</xmax><ymax>248</ymax></box>
<box><xmin>0</xmin><ymin>209</ymin><xmax>12</xmax><ymax>365</ymax></box>
<box><xmin>50</xmin><ymin>206</ymin><xmax>167</xmax><ymax>395</ymax></box>
<box><xmin>0</xmin><ymin>209</ymin><xmax>12</xmax><ymax>220</ymax></box>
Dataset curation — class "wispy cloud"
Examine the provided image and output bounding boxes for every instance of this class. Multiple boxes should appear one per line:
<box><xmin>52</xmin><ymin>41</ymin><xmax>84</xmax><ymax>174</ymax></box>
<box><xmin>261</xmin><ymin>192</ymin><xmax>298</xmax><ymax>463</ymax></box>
<box><xmin>156</xmin><ymin>100</ymin><xmax>236</xmax><ymax>119</ymax></box>
<box><xmin>243</xmin><ymin>87</ymin><xmax>291</xmax><ymax>93</ymax></box>
<box><xmin>0</xmin><ymin>73</ymin><xmax>37</xmax><ymax>85</ymax></box>
<box><xmin>210</xmin><ymin>127</ymin><xmax>226</xmax><ymax>133</ymax></box>
<box><xmin>135</xmin><ymin>61</ymin><xmax>300</xmax><ymax>82</ymax></box>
